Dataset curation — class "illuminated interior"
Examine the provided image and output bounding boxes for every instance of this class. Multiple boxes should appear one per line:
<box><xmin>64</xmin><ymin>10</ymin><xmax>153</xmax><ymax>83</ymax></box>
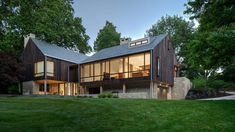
<box><xmin>80</xmin><ymin>52</ymin><xmax>150</xmax><ymax>82</ymax></box>
<box><xmin>33</xmin><ymin>80</ymin><xmax>80</xmax><ymax>96</ymax></box>
<box><xmin>34</xmin><ymin>61</ymin><xmax>54</xmax><ymax>77</ymax></box>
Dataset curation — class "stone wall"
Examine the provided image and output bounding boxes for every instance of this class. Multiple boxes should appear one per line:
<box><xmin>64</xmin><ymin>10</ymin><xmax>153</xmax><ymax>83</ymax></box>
<box><xmin>172</xmin><ymin>77</ymin><xmax>192</xmax><ymax>99</ymax></box>
<box><xmin>22</xmin><ymin>81</ymin><xmax>34</xmax><ymax>95</ymax></box>
<box><xmin>118</xmin><ymin>92</ymin><xmax>148</xmax><ymax>99</ymax></box>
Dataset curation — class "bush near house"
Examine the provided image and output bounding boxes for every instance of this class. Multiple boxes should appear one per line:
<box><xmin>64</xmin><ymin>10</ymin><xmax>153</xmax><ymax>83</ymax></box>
<box><xmin>186</xmin><ymin>77</ymin><xmax>235</xmax><ymax>99</ymax></box>
<box><xmin>98</xmin><ymin>93</ymin><xmax>119</xmax><ymax>98</ymax></box>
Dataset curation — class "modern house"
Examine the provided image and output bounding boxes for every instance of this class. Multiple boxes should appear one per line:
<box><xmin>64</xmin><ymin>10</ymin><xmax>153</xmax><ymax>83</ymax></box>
<box><xmin>21</xmin><ymin>34</ymin><xmax>184</xmax><ymax>99</ymax></box>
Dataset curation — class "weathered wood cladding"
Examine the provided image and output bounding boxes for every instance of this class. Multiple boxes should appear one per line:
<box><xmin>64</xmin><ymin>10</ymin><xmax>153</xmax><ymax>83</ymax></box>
<box><xmin>21</xmin><ymin>39</ymin><xmax>77</xmax><ymax>82</ymax></box>
<box><xmin>69</xmin><ymin>65</ymin><xmax>79</xmax><ymax>82</ymax></box>
<box><xmin>21</xmin><ymin>39</ymin><xmax>44</xmax><ymax>81</ymax></box>
<box><xmin>152</xmin><ymin>36</ymin><xmax>174</xmax><ymax>85</ymax></box>
<box><xmin>43</xmin><ymin>57</ymin><xmax>76</xmax><ymax>81</ymax></box>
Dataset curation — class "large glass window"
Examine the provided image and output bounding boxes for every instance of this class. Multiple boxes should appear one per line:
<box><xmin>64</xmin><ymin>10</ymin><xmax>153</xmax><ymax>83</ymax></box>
<box><xmin>80</xmin><ymin>52</ymin><xmax>151</xmax><ymax>82</ymax></box>
<box><xmin>145</xmin><ymin>52</ymin><xmax>150</xmax><ymax>70</ymax></box>
<box><xmin>47</xmin><ymin>61</ymin><xmax>54</xmax><ymax>76</ymax></box>
<box><xmin>129</xmin><ymin>53</ymin><xmax>144</xmax><ymax>72</ymax></box>
<box><xmin>34</xmin><ymin>61</ymin><xmax>44</xmax><ymax>77</ymax></box>
<box><xmin>94</xmin><ymin>63</ymin><xmax>101</xmax><ymax>81</ymax></box>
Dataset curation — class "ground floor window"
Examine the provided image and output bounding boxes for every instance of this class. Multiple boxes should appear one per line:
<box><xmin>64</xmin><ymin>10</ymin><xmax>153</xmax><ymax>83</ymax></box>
<box><xmin>34</xmin><ymin>81</ymin><xmax>80</xmax><ymax>96</ymax></box>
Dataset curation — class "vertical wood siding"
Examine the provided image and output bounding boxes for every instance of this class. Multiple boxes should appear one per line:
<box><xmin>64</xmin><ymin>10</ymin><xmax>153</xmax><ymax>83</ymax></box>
<box><xmin>152</xmin><ymin>36</ymin><xmax>174</xmax><ymax>85</ymax></box>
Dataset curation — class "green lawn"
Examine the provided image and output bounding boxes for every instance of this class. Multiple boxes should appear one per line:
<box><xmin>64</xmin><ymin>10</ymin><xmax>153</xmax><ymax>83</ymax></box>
<box><xmin>0</xmin><ymin>97</ymin><xmax>235</xmax><ymax>132</ymax></box>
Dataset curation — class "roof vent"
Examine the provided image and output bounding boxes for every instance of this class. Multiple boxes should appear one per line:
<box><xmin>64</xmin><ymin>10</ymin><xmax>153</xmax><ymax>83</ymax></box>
<box><xmin>24</xmin><ymin>33</ymin><xmax>35</xmax><ymax>48</ymax></box>
<box><xmin>129</xmin><ymin>37</ymin><xmax>150</xmax><ymax>48</ymax></box>
<box><xmin>120</xmin><ymin>37</ymin><xmax>131</xmax><ymax>45</ymax></box>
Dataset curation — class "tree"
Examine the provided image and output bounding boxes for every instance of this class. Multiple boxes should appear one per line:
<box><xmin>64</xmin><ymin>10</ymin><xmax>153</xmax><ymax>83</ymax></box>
<box><xmin>184</xmin><ymin>0</ymin><xmax>235</xmax><ymax>90</ymax></box>
<box><xmin>146</xmin><ymin>15</ymin><xmax>194</xmax><ymax>62</ymax></box>
<box><xmin>184</xmin><ymin>0</ymin><xmax>235</xmax><ymax>31</ymax></box>
<box><xmin>184</xmin><ymin>0</ymin><xmax>235</xmax><ymax>74</ymax></box>
<box><xmin>0</xmin><ymin>0</ymin><xmax>91</xmax><ymax>54</ymax></box>
<box><xmin>0</xmin><ymin>51</ymin><xmax>24</xmax><ymax>94</ymax></box>
<box><xmin>94</xmin><ymin>21</ymin><xmax>121</xmax><ymax>51</ymax></box>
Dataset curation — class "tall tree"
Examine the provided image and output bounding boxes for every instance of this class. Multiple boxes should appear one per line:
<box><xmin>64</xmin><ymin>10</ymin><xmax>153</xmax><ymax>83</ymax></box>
<box><xmin>146</xmin><ymin>15</ymin><xmax>194</xmax><ymax>62</ymax></box>
<box><xmin>0</xmin><ymin>51</ymin><xmax>24</xmax><ymax>93</ymax></box>
<box><xmin>184</xmin><ymin>0</ymin><xmax>235</xmax><ymax>75</ymax></box>
<box><xmin>94</xmin><ymin>21</ymin><xmax>121</xmax><ymax>51</ymax></box>
<box><xmin>0</xmin><ymin>0</ymin><xmax>91</xmax><ymax>54</ymax></box>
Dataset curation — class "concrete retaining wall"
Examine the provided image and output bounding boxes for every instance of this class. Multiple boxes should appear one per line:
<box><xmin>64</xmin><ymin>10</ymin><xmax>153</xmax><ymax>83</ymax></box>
<box><xmin>22</xmin><ymin>81</ymin><xmax>34</xmax><ymax>95</ymax></box>
<box><xmin>118</xmin><ymin>92</ymin><xmax>148</xmax><ymax>99</ymax></box>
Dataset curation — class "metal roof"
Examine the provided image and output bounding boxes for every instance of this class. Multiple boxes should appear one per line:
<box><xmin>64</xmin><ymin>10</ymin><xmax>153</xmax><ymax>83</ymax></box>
<box><xmin>31</xmin><ymin>38</ymin><xmax>88</xmax><ymax>64</ymax></box>
<box><xmin>81</xmin><ymin>34</ymin><xmax>167</xmax><ymax>64</ymax></box>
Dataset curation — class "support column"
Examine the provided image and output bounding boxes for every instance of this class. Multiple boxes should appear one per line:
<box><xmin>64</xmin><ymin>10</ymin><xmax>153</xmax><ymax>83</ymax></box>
<box><xmin>44</xmin><ymin>80</ymin><xmax>47</xmax><ymax>95</ymax></box>
<box><xmin>44</xmin><ymin>56</ymin><xmax>47</xmax><ymax>95</ymax></box>
<box><xmin>122</xmin><ymin>84</ymin><xmax>126</xmax><ymax>93</ymax></box>
<box><xmin>100</xmin><ymin>86</ymin><xmax>103</xmax><ymax>94</ymax></box>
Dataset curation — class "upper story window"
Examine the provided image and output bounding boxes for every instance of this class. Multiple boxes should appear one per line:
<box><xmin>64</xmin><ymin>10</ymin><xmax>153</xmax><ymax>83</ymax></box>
<box><xmin>80</xmin><ymin>52</ymin><xmax>151</xmax><ymax>83</ymax></box>
<box><xmin>34</xmin><ymin>61</ymin><xmax>44</xmax><ymax>77</ymax></box>
<box><xmin>46</xmin><ymin>61</ymin><xmax>54</xmax><ymax>77</ymax></box>
<box><xmin>34</xmin><ymin>61</ymin><xmax>54</xmax><ymax>77</ymax></box>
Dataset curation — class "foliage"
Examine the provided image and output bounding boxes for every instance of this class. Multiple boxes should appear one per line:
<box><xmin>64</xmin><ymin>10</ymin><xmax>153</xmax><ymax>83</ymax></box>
<box><xmin>192</xmin><ymin>76</ymin><xmax>235</xmax><ymax>91</ymax></box>
<box><xmin>0</xmin><ymin>0</ymin><xmax>91</xmax><ymax>54</ymax></box>
<box><xmin>185</xmin><ymin>28</ymin><xmax>235</xmax><ymax>71</ymax></box>
<box><xmin>184</xmin><ymin>0</ymin><xmax>235</xmax><ymax>80</ymax></box>
<box><xmin>146</xmin><ymin>15</ymin><xmax>194</xmax><ymax>62</ymax></box>
<box><xmin>0</xmin><ymin>51</ymin><xmax>24</xmax><ymax>93</ymax></box>
<box><xmin>98</xmin><ymin>93</ymin><xmax>118</xmax><ymax>98</ymax></box>
<box><xmin>94</xmin><ymin>21</ymin><xmax>121</xmax><ymax>51</ymax></box>
<box><xmin>192</xmin><ymin>77</ymin><xmax>207</xmax><ymax>89</ymax></box>
<box><xmin>0</xmin><ymin>97</ymin><xmax>235</xmax><ymax>131</ymax></box>
<box><xmin>184</xmin><ymin>0</ymin><xmax>235</xmax><ymax>31</ymax></box>
<box><xmin>7</xmin><ymin>85</ymin><xmax>20</xmax><ymax>94</ymax></box>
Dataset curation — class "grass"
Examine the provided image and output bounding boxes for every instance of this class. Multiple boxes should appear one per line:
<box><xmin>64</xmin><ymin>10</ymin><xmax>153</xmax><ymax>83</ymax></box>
<box><xmin>0</xmin><ymin>97</ymin><xmax>235</xmax><ymax>132</ymax></box>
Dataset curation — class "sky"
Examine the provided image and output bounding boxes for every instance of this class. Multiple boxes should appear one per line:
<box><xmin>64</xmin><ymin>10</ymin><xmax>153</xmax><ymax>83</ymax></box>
<box><xmin>72</xmin><ymin>0</ymin><xmax>189</xmax><ymax>49</ymax></box>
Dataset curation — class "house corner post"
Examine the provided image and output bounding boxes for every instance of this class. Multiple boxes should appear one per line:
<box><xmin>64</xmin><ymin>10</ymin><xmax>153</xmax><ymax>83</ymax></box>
<box><xmin>123</xmin><ymin>84</ymin><xmax>126</xmax><ymax>93</ymax></box>
<box><xmin>44</xmin><ymin>56</ymin><xmax>47</xmax><ymax>95</ymax></box>
<box><xmin>100</xmin><ymin>86</ymin><xmax>103</xmax><ymax>94</ymax></box>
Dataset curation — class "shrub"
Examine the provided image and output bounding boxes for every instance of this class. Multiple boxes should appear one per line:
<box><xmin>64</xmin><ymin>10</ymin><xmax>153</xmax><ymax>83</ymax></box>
<box><xmin>106</xmin><ymin>93</ymin><xmax>112</xmax><ymax>98</ymax></box>
<box><xmin>8</xmin><ymin>85</ymin><xmax>19</xmax><ymax>94</ymax></box>
<box><xmin>98</xmin><ymin>94</ymin><xmax>106</xmax><ymax>98</ymax></box>
<box><xmin>112</xmin><ymin>95</ymin><xmax>119</xmax><ymax>98</ymax></box>
<box><xmin>192</xmin><ymin>77</ymin><xmax>207</xmax><ymax>89</ymax></box>
<box><xmin>98</xmin><ymin>93</ymin><xmax>118</xmax><ymax>98</ymax></box>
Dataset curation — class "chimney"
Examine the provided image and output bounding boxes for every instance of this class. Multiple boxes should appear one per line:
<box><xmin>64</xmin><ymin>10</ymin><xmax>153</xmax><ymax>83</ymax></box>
<box><xmin>120</xmin><ymin>37</ymin><xmax>131</xmax><ymax>45</ymax></box>
<box><xmin>24</xmin><ymin>33</ymin><xmax>35</xmax><ymax>48</ymax></box>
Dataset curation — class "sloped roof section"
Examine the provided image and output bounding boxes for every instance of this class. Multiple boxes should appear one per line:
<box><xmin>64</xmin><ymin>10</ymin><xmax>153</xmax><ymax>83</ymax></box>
<box><xmin>81</xmin><ymin>34</ymin><xmax>167</xmax><ymax>64</ymax></box>
<box><xmin>31</xmin><ymin>38</ymin><xmax>88</xmax><ymax>64</ymax></box>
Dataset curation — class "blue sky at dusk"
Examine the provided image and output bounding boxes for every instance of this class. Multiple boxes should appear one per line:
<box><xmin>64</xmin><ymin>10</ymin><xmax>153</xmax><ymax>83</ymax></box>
<box><xmin>72</xmin><ymin>0</ymin><xmax>189</xmax><ymax>48</ymax></box>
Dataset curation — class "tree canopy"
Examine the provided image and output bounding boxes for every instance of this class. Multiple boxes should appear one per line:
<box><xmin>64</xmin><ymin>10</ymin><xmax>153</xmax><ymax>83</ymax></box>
<box><xmin>184</xmin><ymin>0</ymin><xmax>235</xmax><ymax>72</ymax></box>
<box><xmin>0</xmin><ymin>0</ymin><xmax>91</xmax><ymax>54</ymax></box>
<box><xmin>146</xmin><ymin>15</ymin><xmax>194</xmax><ymax>62</ymax></box>
<box><xmin>93</xmin><ymin>21</ymin><xmax>121</xmax><ymax>51</ymax></box>
<box><xmin>184</xmin><ymin>0</ymin><xmax>235</xmax><ymax>89</ymax></box>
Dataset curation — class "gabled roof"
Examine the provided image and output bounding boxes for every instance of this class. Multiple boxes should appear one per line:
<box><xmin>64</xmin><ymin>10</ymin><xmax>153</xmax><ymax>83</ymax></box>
<box><xmin>30</xmin><ymin>38</ymin><xmax>88</xmax><ymax>64</ymax></box>
<box><xmin>81</xmin><ymin>34</ymin><xmax>167</xmax><ymax>64</ymax></box>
